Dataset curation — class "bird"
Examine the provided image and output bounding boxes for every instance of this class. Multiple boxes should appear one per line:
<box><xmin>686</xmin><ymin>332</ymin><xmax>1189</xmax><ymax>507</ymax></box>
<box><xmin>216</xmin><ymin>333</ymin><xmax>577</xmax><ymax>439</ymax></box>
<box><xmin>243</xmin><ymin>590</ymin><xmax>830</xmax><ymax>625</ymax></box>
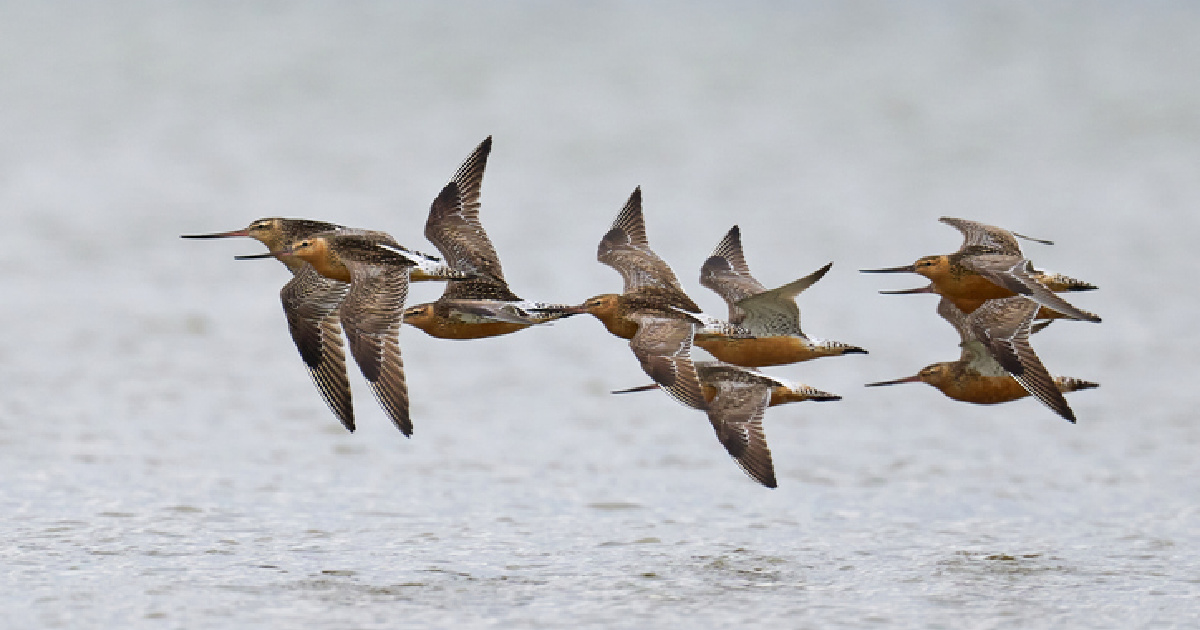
<box><xmin>615</xmin><ymin>361</ymin><xmax>841</xmax><ymax>488</ymax></box>
<box><xmin>182</xmin><ymin>218</ymin><xmax>358</xmax><ymax>431</ymax></box>
<box><xmin>577</xmin><ymin>187</ymin><xmax>708</xmax><ymax>410</ymax></box>
<box><xmin>400</xmin><ymin>136</ymin><xmax>582</xmax><ymax>340</ymax></box>
<box><xmin>277</xmin><ymin>228</ymin><xmax>467</xmax><ymax>436</ymax></box>
<box><xmin>878</xmin><ymin>269</ymin><xmax>1098</xmax><ymax>321</ymax></box>
<box><xmin>183</xmin><ymin>219</ymin><xmax>464</xmax><ymax>434</ymax></box>
<box><xmin>692</xmin><ymin>225</ymin><xmax>866</xmax><ymax>367</ymax></box>
<box><xmin>865</xmin><ymin>296</ymin><xmax>1097</xmax><ymax>423</ymax></box>
<box><xmin>860</xmin><ymin>217</ymin><xmax>1101</xmax><ymax>323</ymax></box>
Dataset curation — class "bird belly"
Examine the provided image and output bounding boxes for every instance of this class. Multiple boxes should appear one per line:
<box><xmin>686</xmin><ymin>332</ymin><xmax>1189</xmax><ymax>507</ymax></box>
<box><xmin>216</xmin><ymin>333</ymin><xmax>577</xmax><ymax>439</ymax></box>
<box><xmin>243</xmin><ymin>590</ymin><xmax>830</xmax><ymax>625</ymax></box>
<box><xmin>404</xmin><ymin>314</ymin><xmax>528</xmax><ymax>340</ymax></box>
<box><xmin>696</xmin><ymin>335</ymin><xmax>815</xmax><ymax>368</ymax></box>
<box><xmin>936</xmin><ymin>274</ymin><xmax>1014</xmax><ymax>302</ymax></box>
<box><xmin>938</xmin><ymin>375</ymin><xmax>1030</xmax><ymax>405</ymax></box>
<box><xmin>590</xmin><ymin>313</ymin><xmax>639</xmax><ymax>340</ymax></box>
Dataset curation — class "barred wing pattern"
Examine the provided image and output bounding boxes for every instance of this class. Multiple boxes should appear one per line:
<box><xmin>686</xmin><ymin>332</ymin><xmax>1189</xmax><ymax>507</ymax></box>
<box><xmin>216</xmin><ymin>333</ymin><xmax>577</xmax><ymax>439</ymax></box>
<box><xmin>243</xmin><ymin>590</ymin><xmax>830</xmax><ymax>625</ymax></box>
<box><xmin>280</xmin><ymin>265</ymin><xmax>355</xmax><ymax>431</ymax></box>
<box><xmin>340</xmin><ymin>262</ymin><xmax>413</xmax><ymax>436</ymax></box>
<box><xmin>968</xmin><ymin>296</ymin><xmax>1077</xmax><ymax>423</ymax></box>
<box><xmin>627</xmin><ymin>311</ymin><xmax>707</xmax><ymax>411</ymax></box>
<box><xmin>965</xmin><ymin>255</ymin><xmax>1101</xmax><ymax>323</ymax></box>
<box><xmin>424</xmin><ymin>137</ymin><xmax>504</xmax><ymax>283</ymax></box>
<box><xmin>598</xmin><ymin>188</ymin><xmax>696</xmax><ymax>309</ymax></box>
<box><xmin>706</xmin><ymin>377</ymin><xmax>777</xmax><ymax>488</ymax></box>
<box><xmin>700</xmin><ymin>225</ymin><xmax>766</xmax><ymax>323</ymax></box>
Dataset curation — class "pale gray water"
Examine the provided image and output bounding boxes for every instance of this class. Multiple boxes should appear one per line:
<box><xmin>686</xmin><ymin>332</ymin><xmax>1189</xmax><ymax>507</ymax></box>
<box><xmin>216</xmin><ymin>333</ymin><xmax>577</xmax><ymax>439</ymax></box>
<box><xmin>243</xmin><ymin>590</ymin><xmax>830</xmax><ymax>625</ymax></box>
<box><xmin>2</xmin><ymin>2</ymin><xmax>1199</xmax><ymax>628</ymax></box>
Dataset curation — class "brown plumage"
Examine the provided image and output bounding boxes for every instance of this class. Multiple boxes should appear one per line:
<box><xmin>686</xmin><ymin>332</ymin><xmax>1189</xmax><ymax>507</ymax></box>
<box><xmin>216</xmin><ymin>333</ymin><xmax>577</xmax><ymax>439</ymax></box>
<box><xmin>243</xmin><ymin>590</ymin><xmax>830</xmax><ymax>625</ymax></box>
<box><xmin>183</xmin><ymin>218</ymin><xmax>357</xmax><ymax>431</ymax></box>
<box><xmin>184</xmin><ymin>217</ymin><xmax>467</xmax><ymax>432</ymax></box>
<box><xmin>612</xmin><ymin>361</ymin><xmax>842</xmax><ymax>488</ymax></box>
<box><xmin>866</xmin><ymin>296</ymin><xmax>1098</xmax><ymax>423</ymax></box>
<box><xmin>403</xmin><ymin>136</ymin><xmax>581</xmax><ymax>340</ymax></box>
<box><xmin>861</xmin><ymin>217</ymin><xmax>1100</xmax><ymax>323</ymax></box>
<box><xmin>578</xmin><ymin>187</ymin><xmax>707</xmax><ymax>410</ymax></box>
<box><xmin>280</xmin><ymin>229</ymin><xmax>446</xmax><ymax>436</ymax></box>
<box><xmin>693</xmin><ymin>225</ymin><xmax>866</xmax><ymax>367</ymax></box>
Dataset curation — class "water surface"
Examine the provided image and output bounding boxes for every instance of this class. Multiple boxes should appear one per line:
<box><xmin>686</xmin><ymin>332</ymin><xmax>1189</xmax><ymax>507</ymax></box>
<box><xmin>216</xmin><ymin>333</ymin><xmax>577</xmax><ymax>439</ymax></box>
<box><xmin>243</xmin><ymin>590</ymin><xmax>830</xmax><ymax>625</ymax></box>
<box><xmin>1</xmin><ymin>2</ymin><xmax>1198</xmax><ymax>628</ymax></box>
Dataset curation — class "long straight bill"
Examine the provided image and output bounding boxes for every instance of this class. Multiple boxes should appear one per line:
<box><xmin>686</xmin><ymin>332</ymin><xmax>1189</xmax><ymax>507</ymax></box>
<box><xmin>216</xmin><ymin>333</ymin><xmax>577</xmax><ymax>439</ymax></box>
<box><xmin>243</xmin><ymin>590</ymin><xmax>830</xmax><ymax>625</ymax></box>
<box><xmin>180</xmin><ymin>229</ymin><xmax>250</xmax><ymax>239</ymax></box>
<box><xmin>879</xmin><ymin>285</ymin><xmax>934</xmax><ymax>295</ymax></box>
<box><xmin>859</xmin><ymin>264</ymin><xmax>917</xmax><ymax>274</ymax></box>
<box><xmin>611</xmin><ymin>384</ymin><xmax>659</xmax><ymax>395</ymax></box>
<box><xmin>864</xmin><ymin>374</ymin><xmax>922</xmax><ymax>387</ymax></box>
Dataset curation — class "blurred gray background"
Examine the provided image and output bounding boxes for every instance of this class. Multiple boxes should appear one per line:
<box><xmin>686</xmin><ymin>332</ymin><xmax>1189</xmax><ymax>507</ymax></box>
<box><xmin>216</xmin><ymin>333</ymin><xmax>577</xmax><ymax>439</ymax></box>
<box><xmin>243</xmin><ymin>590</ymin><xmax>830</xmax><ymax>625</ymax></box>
<box><xmin>1</xmin><ymin>2</ymin><xmax>1197</xmax><ymax>628</ymax></box>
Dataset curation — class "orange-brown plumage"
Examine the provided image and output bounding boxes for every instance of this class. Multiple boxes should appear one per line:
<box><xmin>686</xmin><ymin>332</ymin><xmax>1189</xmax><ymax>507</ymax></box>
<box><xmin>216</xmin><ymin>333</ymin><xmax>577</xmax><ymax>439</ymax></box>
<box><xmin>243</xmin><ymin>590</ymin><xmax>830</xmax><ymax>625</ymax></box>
<box><xmin>404</xmin><ymin>136</ymin><xmax>581</xmax><ymax>340</ymax></box>
<box><xmin>696</xmin><ymin>335</ymin><xmax>821</xmax><ymax>368</ymax></box>
<box><xmin>862</xmin><ymin>217</ymin><xmax>1100</xmax><ymax>323</ymax></box>
<box><xmin>579</xmin><ymin>187</ymin><xmax>708</xmax><ymax>411</ymax></box>
<box><xmin>866</xmin><ymin>296</ymin><xmax>1098</xmax><ymax>423</ymax></box>
<box><xmin>182</xmin><ymin>217</ymin><xmax>358</xmax><ymax>431</ymax></box>
<box><xmin>694</xmin><ymin>226</ymin><xmax>865</xmax><ymax>367</ymax></box>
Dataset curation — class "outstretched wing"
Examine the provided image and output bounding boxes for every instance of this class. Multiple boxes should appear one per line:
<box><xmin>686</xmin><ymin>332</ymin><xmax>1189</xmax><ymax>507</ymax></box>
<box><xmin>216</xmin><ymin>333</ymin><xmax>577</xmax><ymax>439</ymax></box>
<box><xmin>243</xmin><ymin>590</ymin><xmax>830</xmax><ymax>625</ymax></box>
<box><xmin>736</xmin><ymin>262</ymin><xmax>831</xmax><ymax>336</ymax></box>
<box><xmin>964</xmin><ymin>255</ymin><xmax>1101</xmax><ymax>323</ymax></box>
<box><xmin>706</xmin><ymin>379</ymin><xmax>776</xmax><ymax>488</ymax></box>
<box><xmin>700</xmin><ymin>225</ymin><xmax>767</xmax><ymax>322</ymax></box>
<box><xmin>424</xmin><ymin>137</ymin><xmax>505</xmax><ymax>283</ymax></box>
<box><xmin>940</xmin><ymin>217</ymin><xmax>1025</xmax><ymax>255</ymax></box>
<box><xmin>627</xmin><ymin>311</ymin><xmax>707</xmax><ymax>411</ymax></box>
<box><xmin>969</xmin><ymin>296</ymin><xmax>1077</xmax><ymax>423</ymax></box>
<box><xmin>280</xmin><ymin>265</ymin><xmax>355</xmax><ymax>431</ymax></box>
<box><xmin>339</xmin><ymin>262</ymin><xmax>413</xmax><ymax>436</ymax></box>
<box><xmin>598</xmin><ymin>188</ymin><xmax>693</xmax><ymax>304</ymax></box>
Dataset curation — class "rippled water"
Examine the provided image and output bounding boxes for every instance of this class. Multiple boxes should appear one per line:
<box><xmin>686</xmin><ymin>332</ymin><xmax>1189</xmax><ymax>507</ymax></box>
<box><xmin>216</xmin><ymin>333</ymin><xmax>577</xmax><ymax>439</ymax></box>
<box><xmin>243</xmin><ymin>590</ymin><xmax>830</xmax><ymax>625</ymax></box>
<box><xmin>3</xmin><ymin>2</ymin><xmax>1199</xmax><ymax>628</ymax></box>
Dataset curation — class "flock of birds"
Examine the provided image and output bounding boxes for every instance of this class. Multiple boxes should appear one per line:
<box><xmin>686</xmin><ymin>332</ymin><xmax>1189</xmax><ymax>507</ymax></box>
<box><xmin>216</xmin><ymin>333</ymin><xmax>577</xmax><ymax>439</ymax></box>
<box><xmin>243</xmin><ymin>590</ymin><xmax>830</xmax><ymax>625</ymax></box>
<box><xmin>183</xmin><ymin>136</ymin><xmax>1100</xmax><ymax>488</ymax></box>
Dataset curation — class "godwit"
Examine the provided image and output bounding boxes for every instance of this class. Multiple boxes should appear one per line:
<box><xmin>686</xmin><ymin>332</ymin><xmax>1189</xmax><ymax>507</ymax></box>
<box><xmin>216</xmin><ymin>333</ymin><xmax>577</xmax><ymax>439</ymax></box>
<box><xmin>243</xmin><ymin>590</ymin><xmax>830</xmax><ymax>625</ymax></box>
<box><xmin>865</xmin><ymin>296</ymin><xmax>1097</xmax><ymax>423</ymax></box>
<box><xmin>184</xmin><ymin>218</ymin><xmax>464</xmax><ymax>433</ymax></box>
<box><xmin>183</xmin><ymin>218</ymin><xmax>357</xmax><ymax>430</ymax></box>
<box><xmin>861</xmin><ymin>217</ymin><xmax>1100</xmax><ymax>323</ymax></box>
<box><xmin>692</xmin><ymin>225</ymin><xmax>866</xmax><ymax>367</ymax></box>
<box><xmin>616</xmin><ymin>361</ymin><xmax>840</xmax><ymax>488</ymax></box>
<box><xmin>577</xmin><ymin>187</ymin><xmax>708</xmax><ymax>410</ymax></box>
<box><xmin>400</xmin><ymin>136</ymin><xmax>581</xmax><ymax>340</ymax></box>
<box><xmin>278</xmin><ymin>228</ymin><xmax>464</xmax><ymax>436</ymax></box>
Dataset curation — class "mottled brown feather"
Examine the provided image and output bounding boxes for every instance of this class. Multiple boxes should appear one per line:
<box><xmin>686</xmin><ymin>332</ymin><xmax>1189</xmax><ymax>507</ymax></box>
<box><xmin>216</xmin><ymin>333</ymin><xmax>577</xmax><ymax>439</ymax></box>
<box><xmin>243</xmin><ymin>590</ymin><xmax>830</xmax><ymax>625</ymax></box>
<box><xmin>967</xmin><ymin>296</ymin><xmax>1077</xmax><ymax>423</ymax></box>
<box><xmin>627</xmin><ymin>311</ymin><xmax>707</xmax><ymax>411</ymax></box>
<box><xmin>340</xmin><ymin>259</ymin><xmax>413</xmax><ymax>436</ymax></box>
<box><xmin>598</xmin><ymin>188</ymin><xmax>697</xmax><ymax>309</ymax></box>
<box><xmin>701</xmin><ymin>366</ymin><xmax>777</xmax><ymax>488</ymax></box>
<box><xmin>424</xmin><ymin>137</ymin><xmax>503</xmax><ymax>283</ymax></box>
<box><xmin>939</xmin><ymin>216</ymin><xmax>1028</xmax><ymax>256</ymax></box>
<box><xmin>280</xmin><ymin>265</ymin><xmax>355</xmax><ymax>431</ymax></box>
<box><xmin>962</xmin><ymin>255</ymin><xmax>1101</xmax><ymax>323</ymax></box>
<box><xmin>699</xmin><ymin>225</ymin><xmax>766</xmax><ymax>323</ymax></box>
